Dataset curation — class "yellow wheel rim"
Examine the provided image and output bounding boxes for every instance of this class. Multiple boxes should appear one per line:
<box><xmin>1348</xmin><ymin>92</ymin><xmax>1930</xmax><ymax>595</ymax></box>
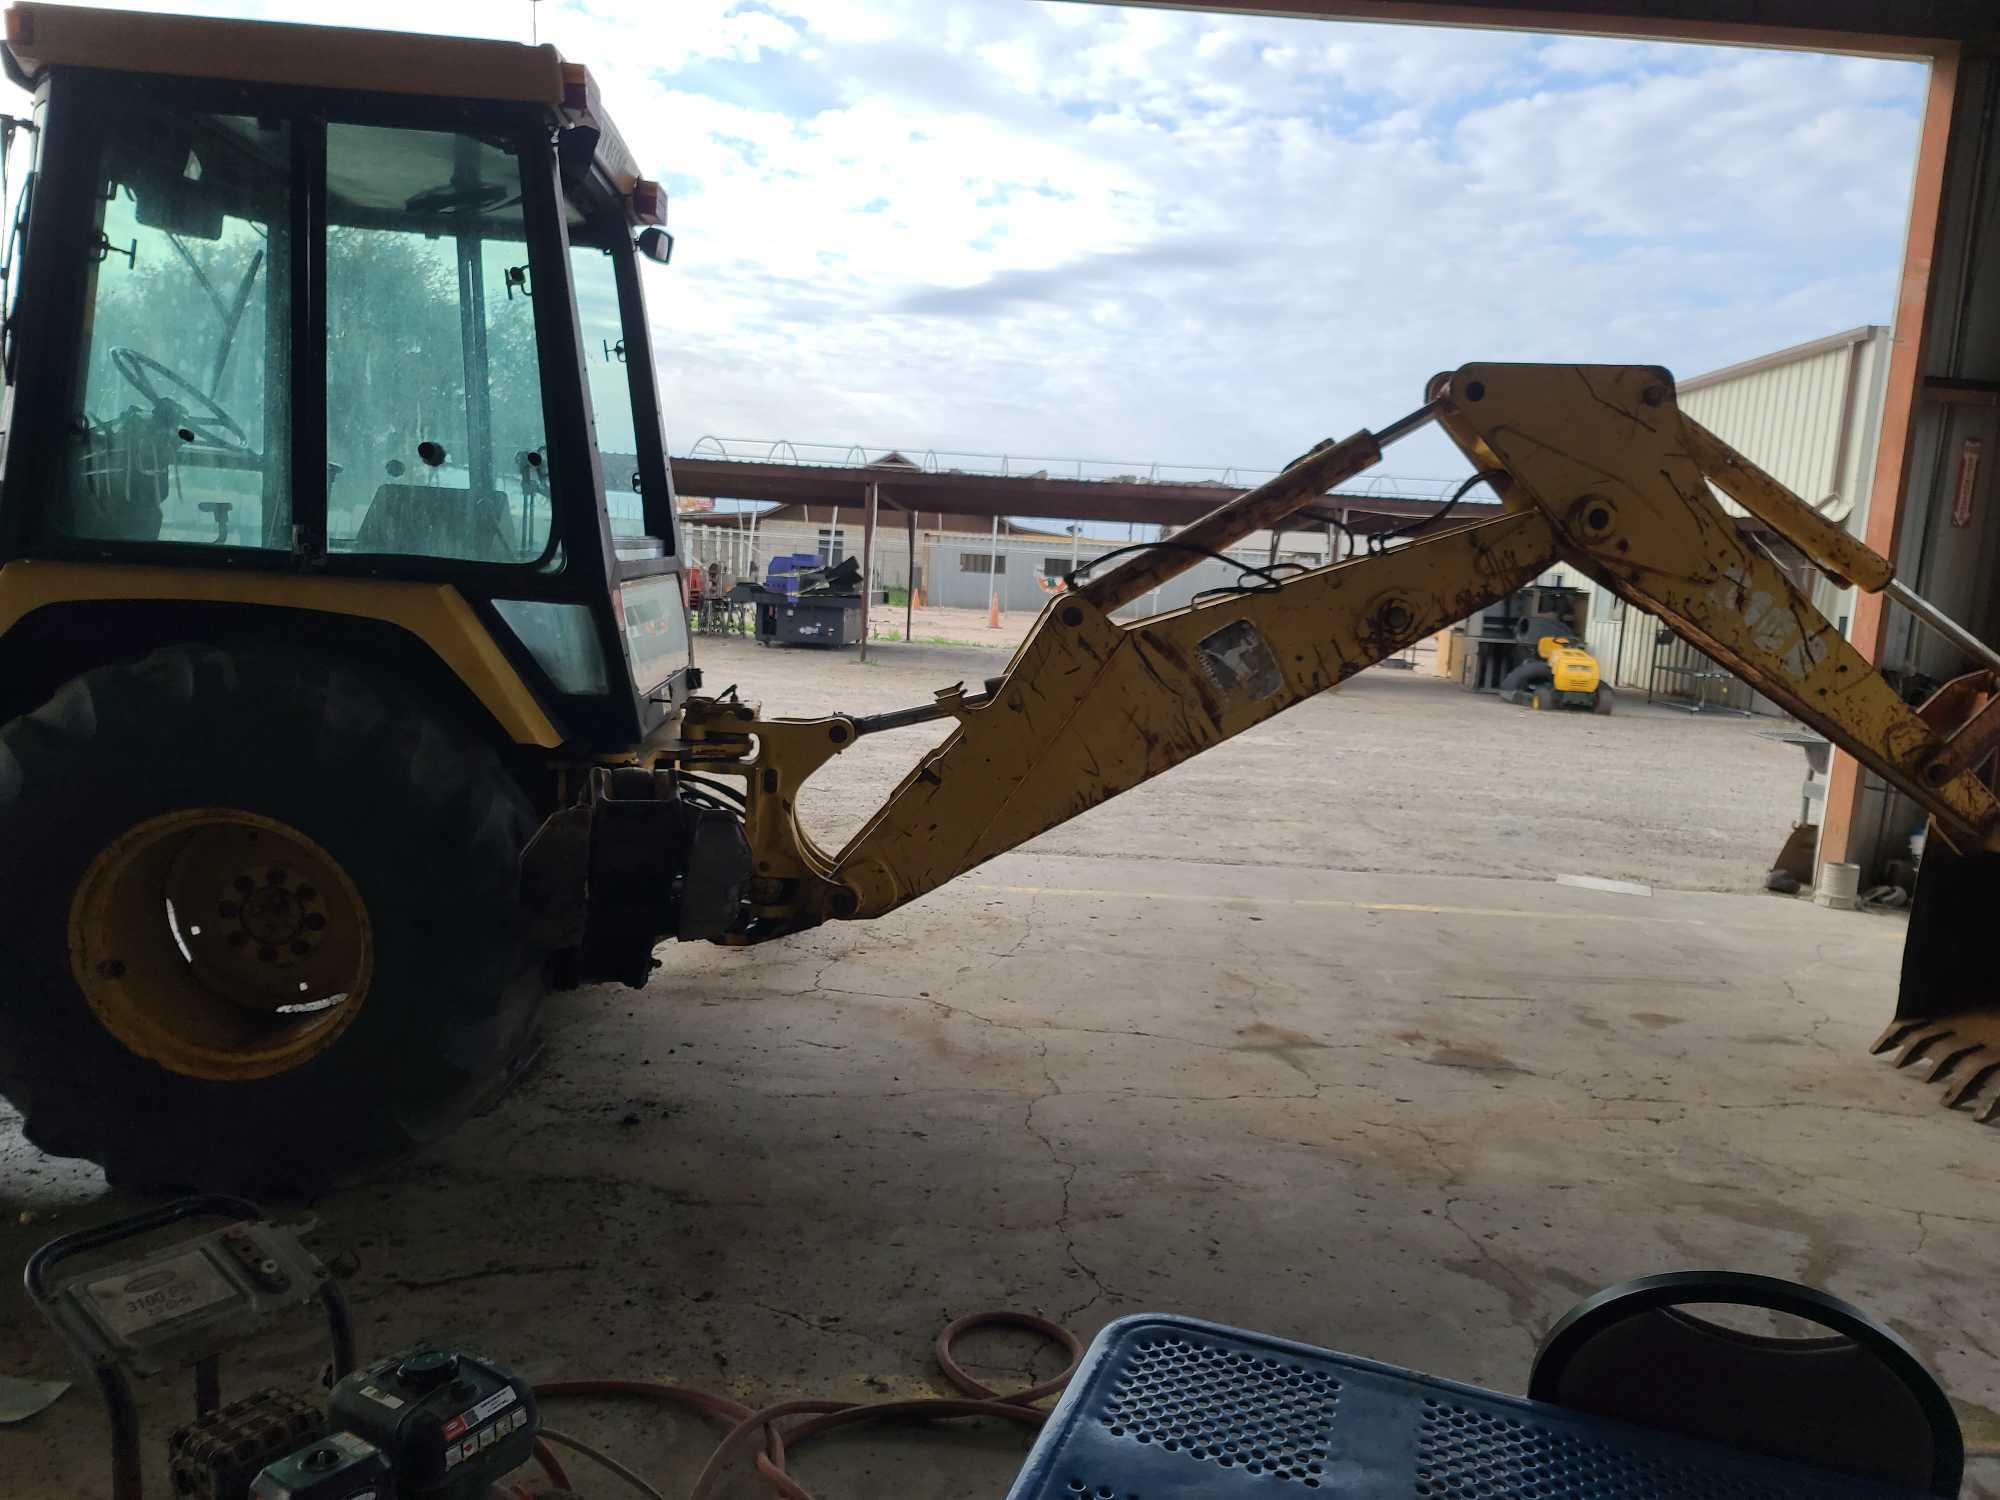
<box><xmin>69</xmin><ymin>809</ymin><xmax>373</xmax><ymax>1081</ymax></box>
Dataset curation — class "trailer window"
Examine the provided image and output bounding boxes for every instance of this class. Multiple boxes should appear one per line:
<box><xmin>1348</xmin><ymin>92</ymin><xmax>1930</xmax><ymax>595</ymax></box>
<box><xmin>323</xmin><ymin>124</ymin><xmax>551</xmax><ymax>565</ymax></box>
<box><xmin>57</xmin><ymin>111</ymin><xmax>291</xmax><ymax>549</ymax></box>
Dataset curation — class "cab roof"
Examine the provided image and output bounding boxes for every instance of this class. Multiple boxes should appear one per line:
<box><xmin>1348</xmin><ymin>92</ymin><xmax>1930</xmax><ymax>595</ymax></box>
<box><xmin>3</xmin><ymin>2</ymin><xmax>650</xmax><ymax>203</ymax></box>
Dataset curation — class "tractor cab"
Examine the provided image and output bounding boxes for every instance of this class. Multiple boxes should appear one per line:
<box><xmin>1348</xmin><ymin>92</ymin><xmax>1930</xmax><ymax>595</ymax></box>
<box><xmin>0</xmin><ymin>2</ymin><xmax>690</xmax><ymax>745</ymax></box>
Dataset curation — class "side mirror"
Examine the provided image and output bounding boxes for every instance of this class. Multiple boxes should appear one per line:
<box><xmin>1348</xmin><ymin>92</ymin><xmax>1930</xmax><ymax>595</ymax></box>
<box><xmin>636</xmin><ymin>226</ymin><xmax>674</xmax><ymax>266</ymax></box>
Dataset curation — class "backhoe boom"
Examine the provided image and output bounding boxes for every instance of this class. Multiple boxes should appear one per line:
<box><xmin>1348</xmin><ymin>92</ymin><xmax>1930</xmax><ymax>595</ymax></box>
<box><xmin>678</xmin><ymin>363</ymin><xmax>2000</xmax><ymax>939</ymax></box>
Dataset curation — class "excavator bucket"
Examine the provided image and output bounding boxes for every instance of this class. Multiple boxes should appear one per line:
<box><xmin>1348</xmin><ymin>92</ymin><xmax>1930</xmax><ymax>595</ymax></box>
<box><xmin>1875</xmin><ymin>827</ymin><xmax>2000</xmax><ymax>1122</ymax></box>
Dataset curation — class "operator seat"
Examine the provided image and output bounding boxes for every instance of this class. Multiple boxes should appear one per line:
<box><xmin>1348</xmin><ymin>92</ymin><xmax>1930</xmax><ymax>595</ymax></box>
<box><xmin>354</xmin><ymin>482</ymin><xmax>514</xmax><ymax>562</ymax></box>
<box><xmin>64</xmin><ymin>407</ymin><xmax>173</xmax><ymax>542</ymax></box>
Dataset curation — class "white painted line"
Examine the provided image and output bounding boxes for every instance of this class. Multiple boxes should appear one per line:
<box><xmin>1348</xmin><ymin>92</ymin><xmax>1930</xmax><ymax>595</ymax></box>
<box><xmin>962</xmin><ymin>882</ymin><xmax>1689</xmax><ymax>924</ymax></box>
<box><xmin>1556</xmin><ymin>874</ymin><xmax>1653</xmax><ymax>897</ymax></box>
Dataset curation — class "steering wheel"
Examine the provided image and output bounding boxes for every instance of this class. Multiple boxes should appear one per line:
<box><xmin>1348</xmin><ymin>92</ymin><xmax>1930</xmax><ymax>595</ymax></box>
<box><xmin>109</xmin><ymin>347</ymin><xmax>250</xmax><ymax>452</ymax></box>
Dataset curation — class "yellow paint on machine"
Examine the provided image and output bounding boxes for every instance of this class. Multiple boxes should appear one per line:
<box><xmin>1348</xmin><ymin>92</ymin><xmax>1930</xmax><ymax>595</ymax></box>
<box><xmin>1545</xmin><ymin>640</ymin><xmax>1600</xmax><ymax>694</ymax></box>
<box><xmin>0</xmin><ymin>560</ymin><xmax>563</xmax><ymax>747</ymax></box>
<box><xmin>688</xmin><ymin>362</ymin><xmax>2000</xmax><ymax>944</ymax></box>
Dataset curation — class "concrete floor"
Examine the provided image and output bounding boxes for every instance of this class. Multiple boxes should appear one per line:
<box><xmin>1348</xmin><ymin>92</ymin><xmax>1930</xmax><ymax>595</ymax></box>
<box><xmin>4</xmin><ymin>639</ymin><xmax>1999</xmax><ymax>1499</ymax></box>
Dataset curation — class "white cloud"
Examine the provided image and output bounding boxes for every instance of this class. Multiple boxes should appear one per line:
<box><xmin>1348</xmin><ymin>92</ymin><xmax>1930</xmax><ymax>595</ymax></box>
<box><xmin>14</xmin><ymin>0</ymin><xmax>1928</xmax><ymax>478</ymax></box>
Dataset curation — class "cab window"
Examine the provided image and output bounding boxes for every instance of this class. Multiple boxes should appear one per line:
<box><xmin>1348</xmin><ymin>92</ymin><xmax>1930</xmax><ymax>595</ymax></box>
<box><xmin>60</xmin><ymin>110</ymin><xmax>291</xmax><ymax>549</ymax></box>
<box><xmin>324</xmin><ymin>124</ymin><xmax>551</xmax><ymax>565</ymax></box>
<box><xmin>568</xmin><ymin>236</ymin><xmax>644</xmax><ymax>538</ymax></box>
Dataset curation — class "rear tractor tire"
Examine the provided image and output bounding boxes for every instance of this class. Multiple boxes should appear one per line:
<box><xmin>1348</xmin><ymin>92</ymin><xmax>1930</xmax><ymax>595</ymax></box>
<box><xmin>0</xmin><ymin>645</ymin><xmax>545</xmax><ymax>1192</ymax></box>
<box><xmin>1531</xmin><ymin>684</ymin><xmax>1556</xmax><ymax>712</ymax></box>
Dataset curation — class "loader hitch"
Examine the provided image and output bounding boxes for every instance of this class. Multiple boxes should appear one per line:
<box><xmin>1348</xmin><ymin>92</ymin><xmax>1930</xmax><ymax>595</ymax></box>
<box><xmin>520</xmin><ymin>766</ymin><xmax>754</xmax><ymax>989</ymax></box>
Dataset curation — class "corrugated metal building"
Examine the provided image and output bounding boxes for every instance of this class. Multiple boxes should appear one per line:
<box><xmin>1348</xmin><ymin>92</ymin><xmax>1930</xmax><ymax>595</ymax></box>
<box><xmin>1576</xmin><ymin>325</ymin><xmax>1893</xmax><ymax>713</ymax></box>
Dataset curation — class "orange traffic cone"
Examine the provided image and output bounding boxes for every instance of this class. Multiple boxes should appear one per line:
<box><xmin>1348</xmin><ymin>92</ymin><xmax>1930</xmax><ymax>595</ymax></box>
<box><xmin>988</xmin><ymin>593</ymin><xmax>1002</xmax><ymax>629</ymax></box>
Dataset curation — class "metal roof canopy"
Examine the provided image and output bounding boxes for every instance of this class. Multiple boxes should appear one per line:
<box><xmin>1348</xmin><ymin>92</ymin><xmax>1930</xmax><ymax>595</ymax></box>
<box><xmin>664</xmin><ymin>454</ymin><xmax>1809</xmax><ymax>547</ymax></box>
<box><xmin>1096</xmin><ymin>2</ymin><xmax>1993</xmax><ymax>56</ymax></box>
<box><xmin>661</xmin><ymin>454</ymin><xmax>1493</xmax><ymax>535</ymax></box>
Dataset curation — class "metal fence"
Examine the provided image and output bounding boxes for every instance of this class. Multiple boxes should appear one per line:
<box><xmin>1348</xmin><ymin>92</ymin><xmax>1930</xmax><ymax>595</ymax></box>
<box><xmin>681</xmin><ymin>522</ymin><xmax>761</xmax><ymax>580</ymax></box>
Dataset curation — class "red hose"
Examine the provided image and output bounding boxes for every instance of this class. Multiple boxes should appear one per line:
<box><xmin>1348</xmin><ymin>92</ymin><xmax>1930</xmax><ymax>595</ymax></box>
<box><xmin>534</xmin><ymin>1309</ymin><xmax>1084</xmax><ymax>1499</ymax></box>
<box><xmin>532</xmin><ymin>1435</ymin><xmax>573</xmax><ymax>1490</ymax></box>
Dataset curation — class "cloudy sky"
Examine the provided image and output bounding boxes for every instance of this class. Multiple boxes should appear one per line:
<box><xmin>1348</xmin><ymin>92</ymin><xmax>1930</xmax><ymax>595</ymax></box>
<box><xmin>21</xmin><ymin>1</ymin><xmax>1930</xmax><ymax>479</ymax></box>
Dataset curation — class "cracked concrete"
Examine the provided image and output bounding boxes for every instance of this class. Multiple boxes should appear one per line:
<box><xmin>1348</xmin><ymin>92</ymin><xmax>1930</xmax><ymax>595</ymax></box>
<box><xmin>4</xmin><ymin>644</ymin><xmax>2000</xmax><ymax>1498</ymax></box>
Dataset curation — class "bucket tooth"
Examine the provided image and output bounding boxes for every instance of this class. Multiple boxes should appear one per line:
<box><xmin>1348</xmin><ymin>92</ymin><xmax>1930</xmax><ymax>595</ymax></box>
<box><xmin>1872</xmin><ymin>1019</ymin><xmax>1928</xmax><ymax>1056</ymax></box>
<box><xmin>1872</xmin><ymin>1009</ymin><xmax>2000</xmax><ymax>1120</ymax></box>
<box><xmin>1942</xmin><ymin>1060</ymin><xmax>2000</xmax><ymax>1112</ymax></box>
<box><xmin>1925</xmin><ymin>1041</ymin><xmax>1988</xmax><ymax>1083</ymax></box>
<box><xmin>1891</xmin><ymin>1025</ymin><xmax>1956</xmax><ymax>1069</ymax></box>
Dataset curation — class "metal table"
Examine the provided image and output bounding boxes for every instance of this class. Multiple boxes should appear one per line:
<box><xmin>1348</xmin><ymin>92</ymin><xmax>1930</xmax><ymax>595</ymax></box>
<box><xmin>1007</xmin><ymin>1315</ymin><xmax>1924</xmax><ymax>1500</ymax></box>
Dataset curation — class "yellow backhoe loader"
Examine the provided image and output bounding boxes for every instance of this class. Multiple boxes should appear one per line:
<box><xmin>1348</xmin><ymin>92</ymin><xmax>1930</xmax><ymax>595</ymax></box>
<box><xmin>1</xmin><ymin>4</ymin><xmax>1995</xmax><ymax>1189</ymax></box>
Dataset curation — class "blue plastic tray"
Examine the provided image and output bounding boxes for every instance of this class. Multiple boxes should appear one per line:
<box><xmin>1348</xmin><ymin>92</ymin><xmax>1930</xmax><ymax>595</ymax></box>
<box><xmin>1006</xmin><ymin>1314</ymin><xmax>1924</xmax><ymax>1499</ymax></box>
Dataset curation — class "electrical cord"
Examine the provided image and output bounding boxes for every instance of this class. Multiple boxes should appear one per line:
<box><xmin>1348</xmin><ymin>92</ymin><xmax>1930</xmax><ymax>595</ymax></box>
<box><xmin>539</xmin><ymin>1426</ymin><xmax>670</xmax><ymax>1500</ymax></box>
<box><xmin>1191</xmin><ymin>559</ymin><xmax>1311</xmax><ymax>607</ymax></box>
<box><xmin>533</xmin><ymin>1436</ymin><xmax>573</xmax><ymax>1490</ymax></box>
<box><xmin>676</xmin><ymin>771</ymin><xmax>747</xmax><ymax>806</ymax></box>
<box><xmin>1063</xmin><ymin>539</ymin><xmax>1308</xmax><ymax>602</ymax></box>
<box><xmin>675</xmin><ymin>788</ymin><xmax>741</xmax><ymax>815</ymax></box>
<box><xmin>1057</xmin><ymin>482</ymin><xmax>1486</xmax><ymax>609</ymax></box>
<box><xmin>672</xmin><ymin>768</ymin><xmax>749</xmax><ymax>816</ymax></box>
<box><xmin>531</xmin><ymin>1309</ymin><xmax>1083</xmax><ymax>1500</ymax></box>
<box><xmin>1367</xmin><ymin>468</ymin><xmax>1506</xmax><ymax>553</ymax></box>
<box><xmin>1324</xmin><ymin>512</ymin><xmax>1364</xmax><ymax>561</ymax></box>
